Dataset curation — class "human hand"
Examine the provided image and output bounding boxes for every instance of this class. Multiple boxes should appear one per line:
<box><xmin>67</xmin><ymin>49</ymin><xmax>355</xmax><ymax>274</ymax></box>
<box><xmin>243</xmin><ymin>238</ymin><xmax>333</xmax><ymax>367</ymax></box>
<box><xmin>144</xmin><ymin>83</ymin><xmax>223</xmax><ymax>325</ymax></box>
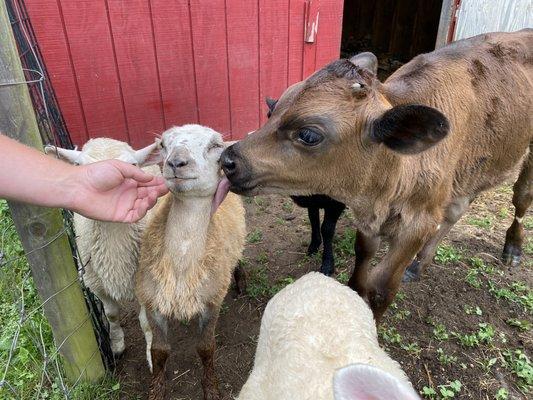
<box><xmin>69</xmin><ymin>159</ymin><xmax>168</xmax><ymax>223</ymax></box>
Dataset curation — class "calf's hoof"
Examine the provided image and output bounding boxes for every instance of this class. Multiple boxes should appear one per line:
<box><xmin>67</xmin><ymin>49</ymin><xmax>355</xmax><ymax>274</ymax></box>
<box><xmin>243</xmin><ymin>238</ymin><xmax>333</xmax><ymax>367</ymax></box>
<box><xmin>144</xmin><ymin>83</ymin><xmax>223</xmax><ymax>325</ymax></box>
<box><xmin>319</xmin><ymin>262</ymin><xmax>335</xmax><ymax>276</ymax></box>
<box><xmin>307</xmin><ymin>242</ymin><xmax>321</xmax><ymax>256</ymax></box>
<box><xmin>502</xmin><ymin>244</ymin><xmax>522</xmax><ymax>267</ymax></box>
<box><xmin>402</xmin><ymin>259</ymin><xmax>421</xmax><ymax>283</ymax></box>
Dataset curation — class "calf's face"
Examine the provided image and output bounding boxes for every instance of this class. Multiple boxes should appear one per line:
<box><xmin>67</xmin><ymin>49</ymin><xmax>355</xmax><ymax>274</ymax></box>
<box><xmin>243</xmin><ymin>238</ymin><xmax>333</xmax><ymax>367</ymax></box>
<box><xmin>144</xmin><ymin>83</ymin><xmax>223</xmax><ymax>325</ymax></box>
<box><xmin>221</xmin><ymin>54</ymin><xmax>450</xmax><ymax>199</ymax></box>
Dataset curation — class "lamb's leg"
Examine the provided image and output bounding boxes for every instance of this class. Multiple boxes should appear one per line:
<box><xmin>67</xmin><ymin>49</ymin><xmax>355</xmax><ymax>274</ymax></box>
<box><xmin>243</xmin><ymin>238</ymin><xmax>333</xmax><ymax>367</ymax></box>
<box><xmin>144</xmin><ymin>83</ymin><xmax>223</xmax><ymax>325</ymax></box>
<box><xmin>233</xmin><ymin>262</ymin><xmax>247</xmax><ymax>296</ymax></box>
<box><xmin>348</xmin><ymin>231</ymin><xmax>380</xmax><ymax>297</ymax></box>
<box><xmin>197</xmin><ymin>304</ymin><xmax>221</xmax><ymax>400</ymax></box>
<box><xmin>307</xmin><ymin>207</ymin><xmax>322</xmax><ymax>255</ymax></box>
<box><xmin>402</xmin><ymin>196</ymin><xmax>471</xmax><ymax>282</ymax></box>
<box><xmin>95</xmin><ymin>290</ymin><xmax>125</xmax><ymax>357</ymax></box>
<box><xmin>503</xmin><ymin>149</ymin><xmax>532</xmax><ymax>266</ymax></box>
<box><xmin>319</xmin><ymin>203</ymin><xmax>345</xmax><ymax>276</ymax></box>
<box><xmin>140</xmin><ymin>306</ymin><xmax>170</xmax><ymax>400</ymax></box>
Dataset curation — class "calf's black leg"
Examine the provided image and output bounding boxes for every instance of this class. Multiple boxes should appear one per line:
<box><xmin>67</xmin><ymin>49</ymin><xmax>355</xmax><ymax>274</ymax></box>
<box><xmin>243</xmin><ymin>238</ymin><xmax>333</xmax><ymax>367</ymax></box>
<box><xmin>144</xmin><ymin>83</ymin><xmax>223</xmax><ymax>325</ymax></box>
<box><xmin>319</xmin><ymin>203</ymin><xmax>345</xmax><ymax>276</ymax></box>
<box><xmin>307</xmin><ymin>207</ymin><xmax>322</xmax><ymax>255</ymax></box>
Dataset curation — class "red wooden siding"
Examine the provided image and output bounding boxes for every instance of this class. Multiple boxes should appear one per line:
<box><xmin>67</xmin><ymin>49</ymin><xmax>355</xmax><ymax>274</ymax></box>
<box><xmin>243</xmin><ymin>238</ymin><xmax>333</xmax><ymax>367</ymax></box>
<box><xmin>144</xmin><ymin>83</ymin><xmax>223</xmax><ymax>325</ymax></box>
<box><xmin>25</xmin><ymin>0</ymin><xmax>344</xmax><ymax>147</ymax></box>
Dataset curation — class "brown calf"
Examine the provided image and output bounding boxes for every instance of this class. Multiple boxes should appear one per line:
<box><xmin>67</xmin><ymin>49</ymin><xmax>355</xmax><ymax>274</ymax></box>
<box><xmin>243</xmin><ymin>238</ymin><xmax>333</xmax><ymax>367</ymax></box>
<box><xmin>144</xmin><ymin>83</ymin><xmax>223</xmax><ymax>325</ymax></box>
<box><xmin>221</xmin><ymin>30</ymin><xmax>533</xmax><ymax>321</ymax></box>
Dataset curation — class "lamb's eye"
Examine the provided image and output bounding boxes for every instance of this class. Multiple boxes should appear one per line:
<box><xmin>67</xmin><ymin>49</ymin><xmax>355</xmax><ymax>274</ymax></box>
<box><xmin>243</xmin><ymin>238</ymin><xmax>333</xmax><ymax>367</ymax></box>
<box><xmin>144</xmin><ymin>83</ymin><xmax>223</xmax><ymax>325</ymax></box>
<box><xmin>208</xmin><ymin>143</ymin><xmax>222</xmax><ymax>151</ymax></box>
<box><xmin>297</xmin><ymin>128</ymin><xmax>323</xmax><ymax>146</ymax></box>
<box><xmin>160</xmin><ymin>141</ymin><xmax>165</xmax><ymax>149</ymax></box>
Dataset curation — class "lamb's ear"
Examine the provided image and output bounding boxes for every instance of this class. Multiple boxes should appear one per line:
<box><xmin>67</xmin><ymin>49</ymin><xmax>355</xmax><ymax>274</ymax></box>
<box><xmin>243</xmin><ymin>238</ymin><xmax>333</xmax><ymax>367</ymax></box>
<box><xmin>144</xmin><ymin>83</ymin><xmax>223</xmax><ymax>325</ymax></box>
<box><xmin>370</xmin><ymin>104</ymin><xmax>450</xmax><ymax>155</ymax></box>
<box><xmin>349</xmin><ymin>52</ymin><xmax>378</xmax><ymax>76</ymax></box>
<box><xmin>134</xmin><ymin>140</ymin><xmax>163</xmax><ymax>166</ymax></box>
<box><xmin>223</xmin><ymin>140</ymin><xmax>237</xmax><ymax>148</ymax></box>
<box><xmin>333</xmin><ymin>364</ymin><xmax>420</xmax><ymax>400</ymax></box>
<box><xmin>44</xmin><ymin>145</ymin><xmax>84</xmax><ymax>164</ymax></box>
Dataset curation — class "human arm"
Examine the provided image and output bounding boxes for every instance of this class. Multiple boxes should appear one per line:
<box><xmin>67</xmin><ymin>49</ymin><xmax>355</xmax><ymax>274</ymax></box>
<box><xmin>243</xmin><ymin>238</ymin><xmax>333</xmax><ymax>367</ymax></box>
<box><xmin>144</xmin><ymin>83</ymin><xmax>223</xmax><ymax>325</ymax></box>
<box><xmin>0</xmin><ymin>134</ymin><xmax>168</xmax><ymax>222</ymax></box>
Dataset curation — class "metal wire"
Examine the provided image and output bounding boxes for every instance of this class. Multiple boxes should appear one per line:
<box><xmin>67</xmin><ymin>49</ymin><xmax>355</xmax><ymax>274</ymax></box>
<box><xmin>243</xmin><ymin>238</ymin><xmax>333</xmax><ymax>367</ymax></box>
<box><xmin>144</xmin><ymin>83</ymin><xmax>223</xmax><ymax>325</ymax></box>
<box><xmin>1</xmin><ymin>1</ymin><xmax>115</xmax><ymax>398</ymax></box>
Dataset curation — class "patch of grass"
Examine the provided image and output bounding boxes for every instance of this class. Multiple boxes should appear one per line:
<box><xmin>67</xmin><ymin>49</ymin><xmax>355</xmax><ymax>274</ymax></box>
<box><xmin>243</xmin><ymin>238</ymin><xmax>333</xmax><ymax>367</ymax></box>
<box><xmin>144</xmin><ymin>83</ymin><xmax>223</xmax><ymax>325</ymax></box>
<box><xmin>525</xmin><ymin>238</ymin><xmax>533</xmax><ymax>256</ymax></box>
<box><xmin>466</xmin><ymin>216</ymin><xmax>493</xmax><ymax>229</ymax></box>
<box><xmin>501</xmin><ymin>349</ymin><xmax>533</xmax><ymax>393</ymax></box>
<box><xmin>247</xmin><ymin>228</ymin><xmax>263</xmax><ymax>244</ymax></box>
<box><xmin>0</xmin><ymin>201</ymin><xmax>120</xmax><ymax>398</ymax></box>
<box><xmin>488</xmin><ymin>280</ymin><xmax>533</xmax><ymax>314</ymax></box>
<box><xmin>432</xmin><ymin>322</ymin><xmax>450</xmax><ymax>341</ymax></box>
<box><xmin>438</xmin><ymin>380</ymin><xmax>462</xmax><ymax>399</ymax></box>
<box><xmin>524</xmin><ymin>216</ymin><xmax>533</xmax><ymax>230</ymax></box>
<box><xmin>256</xmin><ymin>251</ymin><xmax>269</xmax><ymax>264</ymax></box>
<box><xmin>282</xmin><ymin>201</ymin><xmax>294</xmax><ymax>213</ymax></box>
<box><xmin>497</xmin><ymin>207</ymin><xmax>510</xmax><ymax>219</ymax></box>
<box><xmin>401</xmin><ymin>342</ymin><xmax>421</xmax><ymax>357</ymax></box>
<box><xmin>336</xmin><ymin>270</ymin><xmax>349</xmax><ymax>285</ymax></box>
<box><xmin>437</xmin><ymin>348</ymin><xmax>457</xmax><ymax>365</ymax></box>
<box><xmin>245</xmin><ymin>266</ymin><xmax>270</xmax><ymax>299</ymax></box>
<box><xmin>334</xmin><ymin>228</ymin><xmax>357</xmax><ymax>257</ymax></box>
<box><xmin>495</xmin><ymin>387</ymin><xmax>509</xmax><ymax>400</ymax></box>
<box><xmin>434</xmin><ymin>244</ymin><xmax>461</xmax><ymax>264</ymax></box>
<box><xmin>506</xmin><ymin>318</ymin><xmax>531</xmax><ymax>332</ymax></box>
<box><xmin>464</xmin><ymin>305</ymin><xmax>483</xmax><ymax>316</ymax></box>
<box><xmin>421</xmin><ymin>386</ymin><xmax>437</xmax><ymax>399</ymax></box>
<box><xmin>270</xmin><ymin>277</ymin><xmax>295</xmax><ymax>295</ymax></box>
<box><xmin>452</xmin><ymin>323</ymin><xmax>495</xmax><ymax>347</ymax></box>
<box><xmin>379</xmin><ymin>325</ymin><xmax>402</xmax><ymax>345</ymax></box>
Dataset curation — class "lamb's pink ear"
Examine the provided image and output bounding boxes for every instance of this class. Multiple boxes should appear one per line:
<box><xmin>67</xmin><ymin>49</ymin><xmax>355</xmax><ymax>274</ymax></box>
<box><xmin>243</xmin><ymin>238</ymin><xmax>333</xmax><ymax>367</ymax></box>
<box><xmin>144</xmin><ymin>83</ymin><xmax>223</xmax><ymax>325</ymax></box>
<box><xmin>44</xmin><ymin>145</ymin><xmax>85</xmax><ymax>164</ymax></box>
<box><xmin>134</xmin><ymin>140</ymin><xmax>163</xmax><ymax>166</ymax></box>
<box><xmin>333</xmin><ymin>364</ymin><xmax>420</xmax><ymax>400</ymax></box>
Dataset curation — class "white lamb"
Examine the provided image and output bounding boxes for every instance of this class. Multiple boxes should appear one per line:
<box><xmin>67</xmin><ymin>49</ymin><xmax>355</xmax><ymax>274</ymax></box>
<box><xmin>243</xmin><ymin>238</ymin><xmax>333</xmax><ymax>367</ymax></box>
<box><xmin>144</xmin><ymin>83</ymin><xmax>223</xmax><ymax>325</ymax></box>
<box><xmin>45</xmin><ymin>138</ymin><xmax>160</xmax><ymax>356</ymax></box>
<box><xmin>237</xmin><ymin>272</ymin><xmax>420</xmax><ymax>400</ymax></box>
<box><xmin>134</xmin><ymin>125</ymin><xmax>246</xmax><ymax>400</ymax></box>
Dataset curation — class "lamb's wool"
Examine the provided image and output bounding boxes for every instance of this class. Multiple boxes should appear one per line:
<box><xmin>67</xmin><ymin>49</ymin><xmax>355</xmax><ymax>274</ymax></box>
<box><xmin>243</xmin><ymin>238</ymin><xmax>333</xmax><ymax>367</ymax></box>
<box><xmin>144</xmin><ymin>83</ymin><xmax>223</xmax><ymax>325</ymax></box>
<box><xmin>135</xmin><ymin>191</ymin><xmax>245</xmax><ymax>320</ymax></box>
<box><xmin>71</xmin><ymin>138</ymin><xmax>160</xmax><ymax>302</ymax></box>
<box><xmin>238</xmin><ymin>272</ymin><xmax>410</xmax><ymax>400</ymax></box>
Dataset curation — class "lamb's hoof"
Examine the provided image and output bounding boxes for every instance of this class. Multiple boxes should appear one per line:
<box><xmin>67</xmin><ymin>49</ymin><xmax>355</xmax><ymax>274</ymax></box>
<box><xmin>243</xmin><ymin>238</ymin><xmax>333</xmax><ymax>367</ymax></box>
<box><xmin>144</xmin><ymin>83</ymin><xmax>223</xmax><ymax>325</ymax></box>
<box><xmin>402</xmin><ymin>260</ymin><xmax>421</xmax><ymax>282</ymax></box>
<box><xmin>502</xmin><ymin>244</ymin><xmax>522</xmax><ymax>267</ymax></box>
<box><xmin>111</xmin><ymin>339</ymin><xmax>125</xmax><ymax>358</ymax></box>
<box><xmin>307</xmin><ymin>242</ymin><xmax>321</xmax><ymax>256</ymax></box>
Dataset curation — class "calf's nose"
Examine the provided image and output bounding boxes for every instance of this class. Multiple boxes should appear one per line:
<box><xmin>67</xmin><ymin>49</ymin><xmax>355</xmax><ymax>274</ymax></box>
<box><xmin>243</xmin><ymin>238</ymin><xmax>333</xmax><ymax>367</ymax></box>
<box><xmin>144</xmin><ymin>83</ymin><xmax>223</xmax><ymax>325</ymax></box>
<box><xmin>221</xmin><ymin>147</ymin><xmax>237</xmax><ymax>176</ymax></box>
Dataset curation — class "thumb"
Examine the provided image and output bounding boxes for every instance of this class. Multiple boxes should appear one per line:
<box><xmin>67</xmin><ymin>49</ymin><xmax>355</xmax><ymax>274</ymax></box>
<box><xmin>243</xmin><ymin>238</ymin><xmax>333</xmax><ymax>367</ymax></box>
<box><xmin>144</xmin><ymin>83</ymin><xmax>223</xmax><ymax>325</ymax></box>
<box><xmin>111</xmin><ymin>160</ymin><xmax>153</xmax><ymax>183</ymax></box>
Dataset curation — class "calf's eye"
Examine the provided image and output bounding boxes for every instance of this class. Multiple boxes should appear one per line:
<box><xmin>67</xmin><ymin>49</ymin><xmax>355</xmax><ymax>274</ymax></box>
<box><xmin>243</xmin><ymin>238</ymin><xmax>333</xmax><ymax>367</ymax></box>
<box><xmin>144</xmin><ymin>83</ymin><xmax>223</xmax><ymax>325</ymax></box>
<box><xmin>297</xmin><ymin>128</ymin><xmax>323</xmax><ymax>146</ymax></box>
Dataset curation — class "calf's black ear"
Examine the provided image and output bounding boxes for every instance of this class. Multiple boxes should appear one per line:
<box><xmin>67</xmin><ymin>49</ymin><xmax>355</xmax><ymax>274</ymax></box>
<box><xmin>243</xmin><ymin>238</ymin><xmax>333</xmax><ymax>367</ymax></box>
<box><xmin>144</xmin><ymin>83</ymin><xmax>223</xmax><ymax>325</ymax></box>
<box><xmin>370</xmin><ymin>104</ymin><xmax>450</xmax><ymax>154</ymax></box>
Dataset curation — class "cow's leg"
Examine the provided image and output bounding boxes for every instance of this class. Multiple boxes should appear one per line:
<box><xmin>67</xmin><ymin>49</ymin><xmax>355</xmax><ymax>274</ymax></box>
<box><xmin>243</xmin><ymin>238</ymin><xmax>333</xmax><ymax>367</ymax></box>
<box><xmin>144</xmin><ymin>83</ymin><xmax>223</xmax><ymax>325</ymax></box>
<box><xmin>307</xmin><ymin>207</ymin><xmax>322</xmax><ymax>255</ymax></box>
<box><xmin>347</xmin><ymin>231</ymin><xmax>380</xmax><ymax>297</ymax></box>
<box><xmin>319</xmin><ymin>203</ymin><xmax>345</xmax><ymax>276</ymax></box>
<box><xmin>403</xmin><ymin>196</ymin><xmax>471</xmax><ymax>282</ymax></box>
<box><xmin>367</xmin><ymin>224</ymin><xmax>434</xmax><ymax>323</ymax></box>
<box><xmin>139</xmin><ymin>306</ymin><xmax>170</xmax><ymax>400</ymax></box>
<box><xmin>197</xmin><ymin>303</ymin><xmax>221</xmax><ymax>400</ymax></box>
<box><xmin>94</xmin><ymin>289</ymin><xmax>125</xmax><ymax>356</ymax></box>
<box><xmin>503</xmin><ymin>149</ymin><xmax>533</xmax><ymax>266</ymax></box>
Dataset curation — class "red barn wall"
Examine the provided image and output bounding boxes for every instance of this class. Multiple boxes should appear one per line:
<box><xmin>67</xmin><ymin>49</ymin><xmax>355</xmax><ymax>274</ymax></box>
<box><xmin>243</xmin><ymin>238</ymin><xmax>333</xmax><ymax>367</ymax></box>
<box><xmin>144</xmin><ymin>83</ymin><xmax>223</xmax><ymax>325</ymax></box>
<box><xmin>25</xmin><ymin>0</ymin><xmax>344</xmax><ymax>147</ymax></box>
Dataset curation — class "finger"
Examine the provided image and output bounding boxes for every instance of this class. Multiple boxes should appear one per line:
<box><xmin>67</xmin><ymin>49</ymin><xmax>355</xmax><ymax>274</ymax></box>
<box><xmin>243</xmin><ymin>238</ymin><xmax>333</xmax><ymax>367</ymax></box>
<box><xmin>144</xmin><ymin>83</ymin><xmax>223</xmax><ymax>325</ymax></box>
<box><xmin>112</xmin><ymin>160</ymin><xmax>153</xmax><ymax>183</ymax></box>
<box><xmin>137</xmin><ymin>175</ymin><xmax>167</xmax><ymax>187</ymax></box>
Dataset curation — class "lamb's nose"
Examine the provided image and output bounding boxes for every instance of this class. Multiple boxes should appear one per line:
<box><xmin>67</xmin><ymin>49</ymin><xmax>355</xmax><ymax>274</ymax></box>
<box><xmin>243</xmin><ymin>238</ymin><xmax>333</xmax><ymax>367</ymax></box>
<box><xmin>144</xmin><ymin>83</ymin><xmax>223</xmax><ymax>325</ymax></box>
<box><xmin>167</xmin><ymin>158</ymin><xmax>189</xmax><ymax>169</ymax></box>
<box><xmin>221</xmin><ymin>149</ymin><xmax>236</xmax><ymax>175</ymax></box>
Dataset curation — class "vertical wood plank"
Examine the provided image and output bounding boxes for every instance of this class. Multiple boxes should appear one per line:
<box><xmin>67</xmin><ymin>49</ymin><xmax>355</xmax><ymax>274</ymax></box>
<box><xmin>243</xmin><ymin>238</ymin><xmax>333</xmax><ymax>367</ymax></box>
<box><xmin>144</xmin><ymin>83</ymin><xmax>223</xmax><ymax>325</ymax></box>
<box><xmin>106</xmin><ymin>0</ymin><xmax>164</xmax><ymax>147</ymax></box>
<box><xmin>190</xmin><ymin>0</ymin><xmax>231</xmax><ymax>137</ymax></box>
<box><xmin>150</xmin><ymin>0</ymin><xmax>198</xmax><ymax>130</ymax></box>
<box><xmin>24</xmin><ymin>0</ymin><xmax>88</xmax><ymax>145</ymax></box>
<box><xmin>259</xmin><ymin>0</ymin><xmax>289</xmax><ymax>125</ymax></box>
<box><xmin>226</xmin><ymin>0</ymin><xmax>259</xmax><ymax>139</ymax></box>
<box><xmin>302</xmin><ymin>0</ymin><xmax>318</xmax><ymax>78</ymax></box>
<box><xmin>58</xmin><ymin>0</ymin><xmax>128</xmax><ymax>141</ymax></box>
<box><xmin>315</xmin><ymin>0</ymin><xmax>344</xmax><ymax>69</ymax></box>
<box><xmin>288</xmin><ymin>0</ymin><xmax>305</xmax><ymax>85</ymax></box>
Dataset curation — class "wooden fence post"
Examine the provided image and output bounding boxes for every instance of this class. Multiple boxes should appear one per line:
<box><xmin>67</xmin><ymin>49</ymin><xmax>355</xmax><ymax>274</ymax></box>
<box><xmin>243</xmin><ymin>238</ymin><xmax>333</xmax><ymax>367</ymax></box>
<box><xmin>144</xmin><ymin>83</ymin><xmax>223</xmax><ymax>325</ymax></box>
<box><xmin>0</xmin><ymin>1</ymin><xmax>105</xmax><ymax>383</ymax></box>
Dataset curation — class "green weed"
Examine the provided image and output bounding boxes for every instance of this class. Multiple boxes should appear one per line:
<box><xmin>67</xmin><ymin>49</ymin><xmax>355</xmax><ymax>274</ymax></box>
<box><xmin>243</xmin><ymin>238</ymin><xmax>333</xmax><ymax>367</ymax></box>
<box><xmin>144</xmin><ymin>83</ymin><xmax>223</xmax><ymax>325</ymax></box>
<box><xmin>247</xmin><ymin>229</ymin><xmax>263</xmax><ymax>244</ymax></box>
<box><xmin>466</xmin><ymin>216</ymin><xmax>493</xmax><ymax>229</ymax></box>
<box><xmin>435</xmin><ymin>245</ymin><xmax>461</xmax><ymax>264</ymax></box>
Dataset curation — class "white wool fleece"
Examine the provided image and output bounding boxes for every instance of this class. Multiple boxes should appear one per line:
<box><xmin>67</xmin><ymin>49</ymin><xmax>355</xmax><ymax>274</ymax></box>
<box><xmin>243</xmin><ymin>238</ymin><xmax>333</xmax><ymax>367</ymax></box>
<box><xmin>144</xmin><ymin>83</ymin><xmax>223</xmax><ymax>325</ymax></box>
<box><xmin>237</xmin><ymin>272</ymin><xmax>411</xmax><ymax>400</ymax></box>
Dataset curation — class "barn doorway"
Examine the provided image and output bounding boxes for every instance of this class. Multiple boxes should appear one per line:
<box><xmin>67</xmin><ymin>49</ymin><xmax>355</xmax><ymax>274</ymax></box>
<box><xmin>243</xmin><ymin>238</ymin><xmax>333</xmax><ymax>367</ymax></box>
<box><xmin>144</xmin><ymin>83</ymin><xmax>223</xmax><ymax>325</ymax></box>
<box><xmin>341</xmin><ymin>0</ymin><xmax>444</xmax><ymax>80</ymax></box>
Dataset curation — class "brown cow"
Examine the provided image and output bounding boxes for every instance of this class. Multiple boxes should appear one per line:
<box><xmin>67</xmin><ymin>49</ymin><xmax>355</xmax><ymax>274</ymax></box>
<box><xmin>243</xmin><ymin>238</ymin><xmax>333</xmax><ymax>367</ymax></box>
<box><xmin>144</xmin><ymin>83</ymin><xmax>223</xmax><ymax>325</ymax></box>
<box><xmin>221</xmin><ymin>30</ymin><xmax>533</xmax><ymax>321</ymax></box>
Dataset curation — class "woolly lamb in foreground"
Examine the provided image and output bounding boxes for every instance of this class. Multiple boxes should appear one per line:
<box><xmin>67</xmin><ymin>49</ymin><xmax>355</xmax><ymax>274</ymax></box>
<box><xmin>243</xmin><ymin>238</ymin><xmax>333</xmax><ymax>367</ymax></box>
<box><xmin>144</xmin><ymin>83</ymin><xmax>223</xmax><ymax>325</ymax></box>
<box><xmin>237</xmin><ymin>272</ymin><xmax>420</xmax><ymax>400</ymax></box>
<box><xmin>45</xmin><ymin>138</ymin><xmax>160</xmax><ymax>356</ymax></box>
<box><xmin>134</xmin><ymin>125</ymin><xmax>246</xmax><ymax>400</ymax></box>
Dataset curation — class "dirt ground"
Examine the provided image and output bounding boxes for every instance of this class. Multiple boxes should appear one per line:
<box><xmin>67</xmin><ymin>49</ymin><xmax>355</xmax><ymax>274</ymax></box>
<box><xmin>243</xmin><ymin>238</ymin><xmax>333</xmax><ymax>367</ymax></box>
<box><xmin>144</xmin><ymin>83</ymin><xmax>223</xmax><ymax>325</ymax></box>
<box><xmin>116</xmin><ymin>184</ymin><xmax>532</xmax><ymax>400</ymax></box>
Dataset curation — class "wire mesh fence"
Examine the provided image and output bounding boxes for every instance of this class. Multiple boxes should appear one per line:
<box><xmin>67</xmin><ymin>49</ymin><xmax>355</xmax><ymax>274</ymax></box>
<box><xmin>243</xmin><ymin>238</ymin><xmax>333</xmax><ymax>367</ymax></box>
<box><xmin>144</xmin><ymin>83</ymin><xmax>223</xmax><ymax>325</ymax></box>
<box><xmin>0</xmin><ymin>1</ymin><xmax>114</xmax><ymax>398</ymax></box>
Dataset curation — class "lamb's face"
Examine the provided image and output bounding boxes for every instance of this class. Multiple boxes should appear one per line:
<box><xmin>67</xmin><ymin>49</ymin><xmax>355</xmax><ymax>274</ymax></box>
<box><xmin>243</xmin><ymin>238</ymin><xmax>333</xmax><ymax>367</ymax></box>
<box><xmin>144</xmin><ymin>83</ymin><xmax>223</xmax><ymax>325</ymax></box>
<box><xmin>158</xmin><ymin>125</ymin><xmax>225</xmax><ymax>196</ymax></box>
<box><xmin>45</xmin><ymin>138</ymin><xmax>158</xmax><ymax>166</ymax></box>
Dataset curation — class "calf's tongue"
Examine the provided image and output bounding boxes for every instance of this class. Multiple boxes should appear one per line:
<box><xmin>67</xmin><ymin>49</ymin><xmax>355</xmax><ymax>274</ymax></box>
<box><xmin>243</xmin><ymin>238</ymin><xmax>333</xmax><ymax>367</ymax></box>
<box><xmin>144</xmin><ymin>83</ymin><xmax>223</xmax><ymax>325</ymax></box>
<box><xmin>211</xmin><ymin>177</ymin><xmax>231</xmax><ymax>215</ymax></box>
